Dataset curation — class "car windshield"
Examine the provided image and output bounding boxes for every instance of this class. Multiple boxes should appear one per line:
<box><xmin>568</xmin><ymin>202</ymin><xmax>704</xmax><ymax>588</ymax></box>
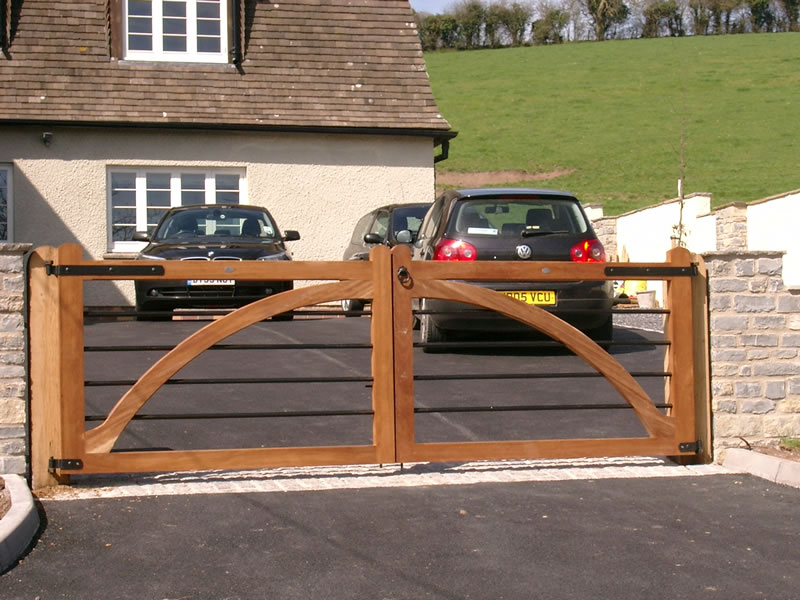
<box><xmin>452</xmin><ymin>198</ymin><xmax>589</xmax><ymax>237</ymax></box>
<box><xmin>153</xmin><ymin>208</ymin><xmax>278</xmax><ymax>241</ymax></box>
<box><xmin>390</xmin><ymin>205</ymin><xmax>429</xmax><ymax>237</ymax></box>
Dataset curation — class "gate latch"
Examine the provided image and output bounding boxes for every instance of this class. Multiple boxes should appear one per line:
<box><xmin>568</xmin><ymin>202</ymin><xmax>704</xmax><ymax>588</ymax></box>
<box><xmin>49</xmin><ymin>458</ymin><xmax>84</xmax><ymax>472</ymax></box>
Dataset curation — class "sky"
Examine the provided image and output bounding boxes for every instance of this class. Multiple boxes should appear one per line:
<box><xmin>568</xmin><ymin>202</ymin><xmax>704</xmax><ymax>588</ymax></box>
<box><xmin>409</xmin><ymin>0</ymin><xmax>502</xmax><ymax>14</ymax></box>
<box><xmin>408</xmin><ymin>0</ymin><xmax>452</xmax><ymax>14</ymax></box>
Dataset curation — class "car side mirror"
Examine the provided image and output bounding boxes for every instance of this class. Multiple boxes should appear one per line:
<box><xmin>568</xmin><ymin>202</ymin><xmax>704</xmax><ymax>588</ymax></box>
<box><xmin>282</xmin><ymin>230</ymin><xmax>301</xmax><ymax>242</ymax></box>
<box><xmin>363</xmin><ymin>232</ymin><xmax>384</xmax><ymax>245</ymax></box>
<box><xmin>132</xmin><ymin>231</ymin><xmax>150</xmax><ymax>242</ymax></box>
<box><xmin>395</xmin><ymin>230</ymin><xmax>413</xmax><ymax>244</ymax></box>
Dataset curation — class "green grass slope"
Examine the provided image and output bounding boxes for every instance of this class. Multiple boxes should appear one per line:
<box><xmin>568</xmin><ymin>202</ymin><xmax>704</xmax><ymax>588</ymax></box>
<box><xmin>425</xmin><ymin>34</ymin><xmax>800</xmax><ymax>215</ymax></box>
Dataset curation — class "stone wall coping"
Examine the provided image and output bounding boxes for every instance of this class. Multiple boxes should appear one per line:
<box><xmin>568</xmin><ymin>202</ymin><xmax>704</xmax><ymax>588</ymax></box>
<box><xmin>0</xmin><ymin>244</ymin><xmax>33</xmax><ymax>254</ymax></box>
<box><xmin>703</xmin><ymin>250</ymin><xmax>785</xmax><ymax>259</ymax></box>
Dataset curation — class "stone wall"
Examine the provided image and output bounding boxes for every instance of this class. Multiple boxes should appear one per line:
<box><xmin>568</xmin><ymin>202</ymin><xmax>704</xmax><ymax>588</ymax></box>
<box><xmin>0</xmin><ymin>244</ymin><xmax>32</xmax><ymax>476</ymax></box>
<box><xmin>705</xmin><ymin>250</ymin><xmax>800</xmax><ymax>457</ymax></box>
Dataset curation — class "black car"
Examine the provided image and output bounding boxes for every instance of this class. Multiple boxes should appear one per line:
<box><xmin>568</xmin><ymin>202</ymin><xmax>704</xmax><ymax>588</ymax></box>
<box><xmin>412</xmin><ymin>188</ymin><xmax>614</xmax><ymax>349</ymax></box>
<box><xmin>133</xmin><ymin>205</ymin><xmax>300</xmax><ymax>319</ymax></box>
<box><xmin>341</xmin><ymin>202</ymin><xmax>430</xmax><ymax>313</ymax></box>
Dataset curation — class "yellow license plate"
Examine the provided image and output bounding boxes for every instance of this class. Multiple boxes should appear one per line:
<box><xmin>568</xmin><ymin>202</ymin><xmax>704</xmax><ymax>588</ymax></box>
<box><xmin>501</xmin><ymin>290</ymin><xmax>556</xmax><ymax>305</ymax></box>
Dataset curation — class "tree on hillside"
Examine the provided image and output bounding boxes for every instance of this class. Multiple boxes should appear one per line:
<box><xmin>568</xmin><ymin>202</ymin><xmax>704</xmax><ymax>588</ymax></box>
<box><xmin>484</xmin><ymin>2</ymin><xmax>506</xmax><ymax>47</ymax></box>
<box><xmin>689</xmin><ymin>0</ymin><xmax>714</xmax><ymax>32</ymax></box>
<box><xmin>746</xmin><ymin>0</ymin><xmax>777</xmax><ymax>30</ymax></box>
<box><xmin>709</xmin><ymin>0</ymin><xmax>743</xmax><ymax>33</ymax></box>
<box><xmin>533</xmin><ymin>4</ymin><xmax>572</xmax><ymax>42</ymax></box>
<box><xmin>775</xmin><ymin>0</ymin><xmax>799</xmax><ymax>29</ymax></box>
<box><xmin>581</xmin><ymin>0</ymin><xmax>631</xmax><ymax>39</ymax></box>
<box><xmin>642</xmin><ymin>0</ymin><xmax>685</xmax><ymax>36</ymax></box>
<box><xmin>496</xmin><ymin>1</ymin><xmax>535</xmax><ymax>46</ymax></box>
<box><xmin>453</xmin><ymin>0</ymin><xmax>487</xmax><ymax>48</ymax></box>
<box><xmin>417</xmin><ymin>12</ymin><xmax>460</xmax><ymax>50</ymax></box>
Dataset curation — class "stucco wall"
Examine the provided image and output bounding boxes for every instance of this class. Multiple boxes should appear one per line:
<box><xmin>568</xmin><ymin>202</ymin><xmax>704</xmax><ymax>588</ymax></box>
<box><xmin>598</xmin><ymin>190</ymin><xmax>800</xmax><ymax>295</ymax></box>
<box><xmin>3</xmin><ymin>125</ymin><xmax>435</xmax><ymax>305</ymax></box>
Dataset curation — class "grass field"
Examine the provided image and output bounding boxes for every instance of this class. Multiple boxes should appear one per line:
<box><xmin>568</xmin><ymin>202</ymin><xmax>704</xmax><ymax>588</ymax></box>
<box><xmin>424</xmin><ymin>33</ymin><xmax>800</xmax><ymax>215</ymax></box>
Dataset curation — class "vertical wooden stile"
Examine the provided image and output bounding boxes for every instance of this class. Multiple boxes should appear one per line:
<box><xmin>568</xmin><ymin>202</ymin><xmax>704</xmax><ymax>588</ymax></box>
<box><xmin>691</xmin><ymin>254</ymin><xmax>712</xmax><ymax>462</ymax></box>
<box><xmin>369</xmin><ymin>245</ymin><xmax>396</xmax><ymax>463</ymax></box>
<box><xmin>665</xmin><ymin>247</ymin><xmax>699</xmax><ymax>461</ymax></box>
<box><xmin>56</xmin><ymin>245</ymin><xmax>87</xmax><ymax>466</ymax></box>
<box><xmin>391</xmin><ymin>246</ymin><xmax>416</xmax><ymax>462</ymax></box>
<box><xmin>29</xmin><ymin>247</ymin><xmax>62</xmax><ymax>489</ymax></box>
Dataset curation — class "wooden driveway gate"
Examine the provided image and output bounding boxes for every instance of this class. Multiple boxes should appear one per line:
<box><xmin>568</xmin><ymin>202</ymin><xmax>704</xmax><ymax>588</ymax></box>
<box><xmin>28</xmin><ymin>244</ymin><xmax>710</xmax><ymax>489</ymax></box>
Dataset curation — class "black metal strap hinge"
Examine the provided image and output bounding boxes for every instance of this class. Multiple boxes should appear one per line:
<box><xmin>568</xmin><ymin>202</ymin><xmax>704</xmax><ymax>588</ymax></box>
<box><xmin>45</xmin><ymin>262</ymin><xmax>165</xmax><ymax>277</ymax></box>
<box><xmin>678</xmin><ymin>440</ymin><xmax>703</xmax><ymax>454</ymax></box>
<box><xmin>605</xmin><ymin>264</ymin><xmax>698</xmax><ymax>278</ymax></box>
<box><xmin>49</xmin><ymin>458</ymin><xmax>84</xmax><ymax>472</ymax></box>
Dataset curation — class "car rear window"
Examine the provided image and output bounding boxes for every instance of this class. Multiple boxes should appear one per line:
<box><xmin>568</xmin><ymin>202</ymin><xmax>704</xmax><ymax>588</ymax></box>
<box><xmin>452</xmin><ymin>199</ymin><xmax>589</xmax><ymax>237</ymax></box>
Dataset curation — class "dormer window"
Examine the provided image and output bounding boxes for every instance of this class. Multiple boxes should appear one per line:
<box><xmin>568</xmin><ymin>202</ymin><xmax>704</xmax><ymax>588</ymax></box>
<box><xmin>123</xmin><ymin>0</ymin><xmax>228</xmax><ymax>63</ymax></box>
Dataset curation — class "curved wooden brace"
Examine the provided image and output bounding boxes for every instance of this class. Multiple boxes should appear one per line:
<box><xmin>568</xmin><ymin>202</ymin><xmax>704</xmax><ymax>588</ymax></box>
<box><xmin>413</xmin><ymin>279</ymin><xmax>675</xmax><ymax>439</ymax></box>
<box><xmin>84</xmin><ymin>279</ymin><xmax>372</xmax><ymax>454</ymax></box>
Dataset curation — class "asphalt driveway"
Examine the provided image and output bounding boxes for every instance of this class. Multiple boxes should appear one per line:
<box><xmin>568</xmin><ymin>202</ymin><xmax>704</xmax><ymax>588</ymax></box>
<box><xmin>3</xmin><ymin>465</ymin><xmax>799</xmax><ymax>600</ymax></box>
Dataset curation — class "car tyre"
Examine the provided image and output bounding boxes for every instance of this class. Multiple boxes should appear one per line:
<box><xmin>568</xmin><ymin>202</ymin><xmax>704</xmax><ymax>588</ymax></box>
<box><xmin>420</xmin><ymin>312</ymin><xmax>447</xmax><ymax>353</ymax></box>
<box><xmin>341</xmin><ymin>298</ymin><xmax>365</xmax><ymax>315</ymax></box>
<box><xmin>587</xmin><ymin>316</ymin><xmax>613</xmax><ymax>351</ymax></box>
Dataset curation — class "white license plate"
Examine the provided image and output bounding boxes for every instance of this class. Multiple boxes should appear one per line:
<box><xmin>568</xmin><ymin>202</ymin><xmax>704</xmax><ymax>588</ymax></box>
<box><xmin>187</xmin><ymin>279</ymin><xmax>235</xmax><ymax>286</ymax></box>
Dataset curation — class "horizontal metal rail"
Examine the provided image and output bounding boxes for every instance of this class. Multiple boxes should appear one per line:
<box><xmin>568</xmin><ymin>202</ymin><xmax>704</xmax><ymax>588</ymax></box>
<box><xmin>84</xmin><ymin>342</ymin><xmax>373</xmax><ymax>352</ymax></box>
<box><xmin>415</xmin><ymin>402</ymin><xmax>672</xmax><ymax>413</ymax></box>
<box><xmin>85</xmin><ymin>408</ymin><xmax>375</xmax><ymax>421</ymax></box>
<box><xmin>84</xmin><ymin>370</ymin><xmax>669</xmax><ymax>387</ymax></box>
<box><xmin>84</xmin><ymin>375</ymin><xmax>374</xmax><ymax>386</ymax></box>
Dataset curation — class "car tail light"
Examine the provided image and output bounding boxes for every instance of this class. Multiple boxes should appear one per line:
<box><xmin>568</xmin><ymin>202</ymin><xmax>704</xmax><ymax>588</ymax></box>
<box><xmin>434</xmin><ymin>238</ymin><xmax>478</xmax><ymax>261</ymax></box>
<box><xmin>570</xmin><ymin>239</ymin><xmax>606</xmax><ymax>263</ymax></box>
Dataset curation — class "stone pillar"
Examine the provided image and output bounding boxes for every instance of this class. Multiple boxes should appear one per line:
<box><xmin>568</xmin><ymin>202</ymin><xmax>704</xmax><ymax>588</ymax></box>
<box><xmin>592</xmin><ymin>216</ymin><xmax>618</xmax><ymax>262</ymax></box>
<box><xmin>0</xmin><ymin>244</ymin><xmax>32</xmax><ymax>476</ymax></box>
<box><xmin>714</xmin><ymin>203</ymin><xmax>748</xmax><ymax>250</ymax></box>
<box><xmin>705</xmin><ymin>250</ymin><xmax>800</xmax><ymax>459</ymax></box>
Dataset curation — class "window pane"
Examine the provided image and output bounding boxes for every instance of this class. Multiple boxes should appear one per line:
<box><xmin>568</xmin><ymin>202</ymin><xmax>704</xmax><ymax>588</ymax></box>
<box><xmin>164</xmin><ymin>36</ymin><xmax>187</xmax><ymax>52</ymax></box>
<box><xmin>128</xmin><ymin>18</ymin><xmax>152</xmax><ymax>34</ymax></box>
<box><xmin>198</xmin><ymin>2</ymin><xmax>220</xmax><ymax>19</ymax></box>
<box><xmin>147</xmin><ymin>208</ymin><xmax>170</xmax><ymax>234</ymax></box>
<box><xmin>164</xmin><ymin>1</ymin><xmax>186</xmax><ymax>17</ymax></box>
<box><xmin>129</xmin><ymin>34</ymin><xmax>153</xmax><ymax>51</ymax></box>
<box><xmin>112</xmin><ymin>172</ymin><xmax>136</xmax><ymax>189</ymax></box>
<box><xmin>197</xmin><ymin>20</ymin><xmax>220</xmax><ymax>36</ymax></box>
<box><xmin>197</xmin><ymin>37</ymin><xmax>220</xmax><ymax>53</ymax></box>
<box><xmin>216</xmin><ymin>191</ymin><xmax>239</xmax><ymax>204</ymax></box>
<box><xmin>216</xmin><ymin>174</ymin><xmax>238</xmax><ymax>190</ymax></box>
<box><xmin>128</xmin><ymin>0</ymin><xmax>152</xmax><ymax>17</ymax></box>
<box><xmin>182</xmin><ymin>173</ymin><xmax>204</xmax><ymax>189</ymax></box>
<box><xmin>164</xmin><ymin>17</ymin><xmax>186</xmax><ymax>34</ymax></box>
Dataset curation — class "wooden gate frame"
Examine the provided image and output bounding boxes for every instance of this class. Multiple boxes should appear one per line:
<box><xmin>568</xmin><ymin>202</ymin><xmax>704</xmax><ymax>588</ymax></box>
<box><xmin>28</xmin><ymin>244</ymin><xmax>710</xmax><ymax>490</ymax></box>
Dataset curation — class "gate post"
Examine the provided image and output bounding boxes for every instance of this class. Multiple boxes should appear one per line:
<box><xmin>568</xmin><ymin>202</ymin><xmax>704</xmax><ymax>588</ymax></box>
<box><xmin>664</xmin><ymin>247</ymin><xmax>711</xmax><ymax>463</ymax></box>
<box><xmin>369</xmin><ymin>245</ymin><xmax>396</xmax><ymax>463</ymax></box>
<box><xmin>29</xmin><ymin>244</ymin><xmax>86</xmax><ymax>489</ymax></box>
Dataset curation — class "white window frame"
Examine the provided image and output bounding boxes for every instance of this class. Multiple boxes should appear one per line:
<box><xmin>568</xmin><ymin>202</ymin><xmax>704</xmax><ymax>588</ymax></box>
<box><xmin>123</xmin><ymin>0</ymin><xmax>229</xmax><ymax>64</ymax></box>
<box><xmin>107</xmin><ymin>167</ymin><xmax>247</xmax><ymax>252</ymax></box>
<box><xmin>0</xmin><ymin>165</ymin><xmax>12</xmax><ymax>243</ymax></box>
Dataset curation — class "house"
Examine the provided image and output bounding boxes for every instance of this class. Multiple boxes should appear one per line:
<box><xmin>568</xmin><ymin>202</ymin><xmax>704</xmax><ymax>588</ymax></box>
<box><xmin>0</xmin><ymin>0</ymin><xmax>454</xmax><ymax>305</ymax></box>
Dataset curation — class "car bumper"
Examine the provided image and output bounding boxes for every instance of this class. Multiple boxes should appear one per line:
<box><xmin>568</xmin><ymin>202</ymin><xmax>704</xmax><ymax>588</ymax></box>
<box><xmin>423</xmin><ymin>280</ymin><xmax>614</xmax><ymax>333</ymax></box>
<box><xmin>135</xmin><ymin>280</ymin><xmax>293</xmax><ymax>310</ymax></box>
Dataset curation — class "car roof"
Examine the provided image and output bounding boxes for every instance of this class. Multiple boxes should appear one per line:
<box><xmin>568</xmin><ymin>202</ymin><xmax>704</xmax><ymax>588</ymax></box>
<box><xmin>369</xmin><ymin>202</ymin><xmax>431</xmax><ymax>212</ymax></box>
<box><xmin>451</xmin><ymin>188</ymin><xmax>578</xmax><ymax>200</ymax></box>
<box><xmin>164</xmin><ymin>204</ymin><xmax>270</xmax><ymax>214</ymax></box>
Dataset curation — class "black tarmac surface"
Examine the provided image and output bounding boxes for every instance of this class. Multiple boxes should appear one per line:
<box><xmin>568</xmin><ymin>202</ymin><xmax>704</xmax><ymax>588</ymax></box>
<box><xmin>3</xmin><ymin>473</ymin><xmax>799</xmax><ymax>599</ymax></box>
